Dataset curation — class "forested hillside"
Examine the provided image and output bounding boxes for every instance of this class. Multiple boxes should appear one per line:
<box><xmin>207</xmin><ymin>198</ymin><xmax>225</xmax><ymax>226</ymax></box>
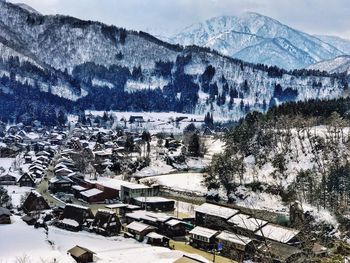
<box><xmin>206</xmin><ymin>97</ymin><xmax>350</xmax><ymax>217</ymax></box>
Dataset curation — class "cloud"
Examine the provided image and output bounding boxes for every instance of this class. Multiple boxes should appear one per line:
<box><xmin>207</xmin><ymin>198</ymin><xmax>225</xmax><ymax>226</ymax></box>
<box><xmin>8</xmin><ymin>0</ymin><xmax>350</xmax><ymax>39</ymax></box>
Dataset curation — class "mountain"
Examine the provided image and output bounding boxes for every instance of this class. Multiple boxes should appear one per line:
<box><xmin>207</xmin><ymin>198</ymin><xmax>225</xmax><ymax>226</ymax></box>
<box><xmin>0</xmin><ymin>1</ymin><xmax>348</xmax><ymax>124</ymax></box>
<box><xmin>308</xmin><ymin>55</ymin><xmax>350</xmax><ymax>75</ymax></box>
<box><xmin>315</xmin><ymin>35</ymin><xmax>350</xmax><ymax>54</ymax></box>
<box><xmin>166</xmin><ymin>13</ymin><xmax>344</xmax><ymax>70</ymax></box>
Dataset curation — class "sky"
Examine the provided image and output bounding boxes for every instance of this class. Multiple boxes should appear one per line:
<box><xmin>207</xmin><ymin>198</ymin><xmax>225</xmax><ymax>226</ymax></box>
<box><xmin>8</xmin><ymin>0</ymin><xmax>350</xmax><ymax>39</ymax></box>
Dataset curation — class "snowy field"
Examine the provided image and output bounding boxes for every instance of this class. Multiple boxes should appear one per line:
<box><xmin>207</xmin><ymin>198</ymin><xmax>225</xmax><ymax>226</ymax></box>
<box><xmin>0</xmin><ymin>157</ymin><xmax>15</xmax><ymax>173</ymax></box>
<box><xmin>0</xmin><ymin>216</ymin><xmax>208</xmax><ymax>263</ymax></box>
<box><xmin>79</xmin><ymin>111</ymin><xmax>229</xmax><ymax>134</ymax></box>
<box><xmin>141</xmin><ymin>173</ymin><xmax>207</xmax><ymax>195</ymax></box>
<box><xmin>5</xmin><ymin>185</ymin><xmax>34</xmax><ymax>208</ymax></box>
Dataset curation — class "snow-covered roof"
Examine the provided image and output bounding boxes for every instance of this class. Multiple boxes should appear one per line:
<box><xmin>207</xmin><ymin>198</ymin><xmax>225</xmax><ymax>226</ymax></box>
<box><xmin>165</xmin><ymin>219</ymin><xmax>184</xmax><ymax>227</ymax></box>
<box><xmin>126</xmin><ymin>210</ymin><xmax>172</xmax><ymax>223</ymax></box>
<box><xmin>255</xmin><ymin>224</ymin><xmax>300</xmax><ymax>244</ymax></box>
<box><xmin>126</xmin><ymin>221</ymin><xmax>154</xmax><ymax>232</ymax></box>
<box><xmin>60</xmin><ymin>218</ymin><xmax>79</xmax><ymax>227</ymax></box>
<box><xmin>216</xmin><ymin>230</ymin><xmax>252</xmax><ymax>246</ymax></box>
<box><xmin>133</xmin><ymin>196</ymin><xmax>173</xmax><ymax>203</ymax></box>
<box><xmin>105</xmin><ymin>203</ymin><xmax>128</xmax><ymax>209</ymax></box>
<box><xmin>81</xmin><ymin>188</ymin><xmax>103</xmax><ymax>198</ymax></box>
<box><xmin>195</xmin><ymin>203</ymin><xmax>239</xmax><ymax>219</ymax></box>
<box><xmin>122</xmin><ymin>183</ymin><xmax>150</xmax><ymax>190</ymax></box>
<box><xmin>72</xmin><ymin>185</ymin><xmax>87</xmax><ymax>191</ymax></box>
<box><xmin>65</xmin><ymin>203</ymin><xmax>90</xmax><ymax>210</ymax></box>
<box><xmin>189</xmin><ymin>226</ymin><xmax>218</xmax><ymax>238</ymax></box>
<box><xmin>227</xmin><ymin>214</ymin><xmax>268</xmax><ymax>232</ymax></box>
<box><xmin>97</xmin><ymin>209</ymin><xmax>116</xmax><ymax>215</ymax></box>
<box><xmin>146</xmin><ymin>232</ymin><xmax>165</xmax><ymax>239</ymax></box>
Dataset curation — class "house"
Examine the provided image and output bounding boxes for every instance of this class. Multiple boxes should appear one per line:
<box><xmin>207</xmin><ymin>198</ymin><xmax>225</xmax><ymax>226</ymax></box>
<box><xmin>125</xmin><ymin>210</ymin><xmax>173</xmax><ymax>231</ymax></box>
<box><xmin>129</xmin><ymin>116</ymin><xmax>144</xmax><ymax>125</ymax></box>
<box><xmin>57</xmin><ymin>204</ymin><xmax>94</xmax><ymax>231</ymax></box>
<box><xmin>49</xmin><ymin>176</ymin><xmax>74</xmax><ymax>193</ymax></box>
<box><xmin>21</xmin><ymin>214</ymin><xmax>36</xmax><ymax>225</ymax></box>
<box><xmin>68</xmin><ymin>245</ymin><xmax>95</xmax><ymax>263</ymax></box>
<box><xmin>125</xmin><ymin>221</ymin><xmax>157</xmax><ymax>241</ymax></box>
<box><xmin>80</xmin><ymin>188</ymin><xmax>104</xmax><ymax>203</ymax></box>
<box><xmin>22</xmin><ymin>191</ymin><xmax>50</xmax><ymax>214</ymax></box>
<box><xmin>145</xmin><ymin>232</ymin><xmax>170</xmax><ymax>247</ymax></box>
<box><xmin>17</xmin><ymin>173</ymin><xmax>36</xmax><ymax>187</ymax></box>
<box><xmin>255</xmin><ymin>241</ymin><xmax>305</xmax><ymax>263</ymax></box>
<box><xmin>92</xmin><ymin>209</ymin><xmax>121</xmax><ymax>236</ymax></box>
<box><xmin>132</xmin><ymin>196</ymin><xmax>175</xmax><ymax>211</ymax></box>
<box><xmin>216</xmin><ymin>230</ymin><xmax>254</xmax><ymax>261</ymax></box>
<box><xmin>164</xmin><ymin>219</ymin><xmax>187</xmax><ymax>237</ymax></box>
<box><xmin>0</xmin><ymin>174</ymin><xmax>17</xmax><ymax>185</ymax></box>
<box><xmin>195</xmin><ymin>203</ymin><xmax>239</xmax><ymax>230</ymax></box>
<box><xmin>120</xmin><ymin>183</ymin><xmax>159</xmax><ymax>203</ymax></box>
<box><xmin>254</xmin><ymin>224</ymin><xmax>300</xmax><ymax>245</ymax></box>
<box><xmin>227</xmin><ymin>213</ymin><xmax>268</xmax><ymax>237</ymax></box>
<box><xmin>0</xmin><ymin>207</ymin><xmax>11</xmax><ymax>224</ymax></box>
<box><xmin>189</xmin><ymin>226</ymin><xmax>218</xmax><ymax>250</ymax></box>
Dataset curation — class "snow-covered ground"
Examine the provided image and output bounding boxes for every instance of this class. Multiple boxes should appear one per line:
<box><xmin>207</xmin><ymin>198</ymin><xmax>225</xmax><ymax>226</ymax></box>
<box><xmin>5</xmin><ymin>185</ymin><xmax>34</xmax><ymax>208</ymax></box>
<box><xmin>0</xmin><ymin>157</ymin><xmax>15</xmax><ymax>173</ymax></box>
<box><xmin>0</xmin><ymin>216</ymin><xmax>208</xmax><ymax>263</ymax></box>
<box><xmin>141</xmin><ymin>173</ymin><xmax>207</xmax><ymax>196</ymax></box>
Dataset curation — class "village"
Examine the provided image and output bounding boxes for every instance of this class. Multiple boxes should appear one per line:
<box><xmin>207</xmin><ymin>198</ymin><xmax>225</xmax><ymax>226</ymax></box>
<box><xmin>0</xmin><ymin>112</ymin><xmax>332</xmax><ymax>263</ymax></box>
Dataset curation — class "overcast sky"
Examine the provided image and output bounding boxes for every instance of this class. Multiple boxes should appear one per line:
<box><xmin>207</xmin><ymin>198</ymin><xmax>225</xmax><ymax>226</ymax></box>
<box><xmin>9</xmin><ymin>0</ymin><xmax>350</xmax><ymax>39</ymax></box>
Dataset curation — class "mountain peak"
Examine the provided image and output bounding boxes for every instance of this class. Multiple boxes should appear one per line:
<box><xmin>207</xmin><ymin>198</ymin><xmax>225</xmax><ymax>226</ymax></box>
<box><xmin>166</xmin><ymin>13</ymin><xmax>344</xmax><ymax>70</ymax></box>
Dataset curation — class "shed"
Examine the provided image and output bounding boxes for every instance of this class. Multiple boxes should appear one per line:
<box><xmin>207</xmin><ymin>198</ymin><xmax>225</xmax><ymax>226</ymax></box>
<box><xmin>68</xmin><ymin>245</ymin><xmax>95</xmax><ymax>263</ymax></box>
<box><xmin>0</xmin><ymin>207</ymin><xmax>11</xmax><ymax>224</ymax></box>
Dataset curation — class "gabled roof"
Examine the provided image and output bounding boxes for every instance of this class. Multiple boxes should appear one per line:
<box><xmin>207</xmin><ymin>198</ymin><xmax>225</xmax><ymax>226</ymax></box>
<box><xmin>255</xmin><ymin>224</ymin><xmax>300</xmax><ymax>244</ymax></box>
<box><xmin>227</xmin><ymin>213</ymin><xmax>268</xmax><ymax>232</ymax></box>
<box><xmin>195</xmin><ymin>203</ymin><xmax>239</xmax><ymax>220</ymax></box>
<box><xmin>216</xmin><ymin>230</ymin><xmax>252</xmax><ymax>247</ymax></box>
<box><xmin>126</xmin><ymin>221</ymin><xmax>155</xmax><ymax>233</ymax></box>
<box><xmin>189</xmin><ymin>226</ymin><xmax>218</xmax><ymax>239</ymax></box>
<box><xmin>68</xmin><ymin>245</ymin><xmax>95</xmax><ymax>257</ymax></box>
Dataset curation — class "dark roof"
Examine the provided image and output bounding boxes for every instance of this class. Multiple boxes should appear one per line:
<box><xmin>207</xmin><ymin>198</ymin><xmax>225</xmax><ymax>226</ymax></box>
<box><xmin>92</xmin><ymin>210</ymin><xmax>120</xmax><ymax>230</ymax></box>
<box><xmin>68</xmin><ymin>245</ymin><xmax>95</xmax><ymax>257</ymax></box>
<box><xmin>22</xmin><ymin>191</ymin><xmax>50</xmax><ymax>213</ymax></box>
<box><xmin>0</xmin><ymin>207</ymin><xmax>11</xmax><ymax>216</ymax></box>
<box><xmin>61</xmin><ymin>204</ymin><xmax>94</xmax><ymax>225</ymax></box>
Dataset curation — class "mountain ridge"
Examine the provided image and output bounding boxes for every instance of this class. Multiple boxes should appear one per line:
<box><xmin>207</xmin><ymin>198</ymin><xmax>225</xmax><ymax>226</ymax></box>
<box><xmin>165</xmin><ymin>13</ymin><xmax>346</xmax><ymax>70</ymax></box>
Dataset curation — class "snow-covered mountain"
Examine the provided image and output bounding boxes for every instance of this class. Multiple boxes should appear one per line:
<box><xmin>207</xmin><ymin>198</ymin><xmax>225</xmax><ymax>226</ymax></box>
<box><xmin>308</xmin><ymin>55</ymin><xmax>350</xmax><ymax>75</ymax></box>
<box><xmin>166</xmin><ymin>13</ymin><xmax>344</xmax><ymax>70</ymax></box>
<box><xmin>0</xmin><ymin>1</ymin><xmax>348</xmax><ymax>121</ymax></box>
<box><xmin>315</xmin><ymin>35</ymin><xmax>350</xmax><ymax>55</ymax></box>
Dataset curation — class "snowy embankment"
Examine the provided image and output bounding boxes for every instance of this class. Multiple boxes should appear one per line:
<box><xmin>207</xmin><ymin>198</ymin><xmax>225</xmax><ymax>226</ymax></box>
<box><xmin>0</xmin><ymin>216</ymin><xmax>209</xmax><ymax>263</ymax></box>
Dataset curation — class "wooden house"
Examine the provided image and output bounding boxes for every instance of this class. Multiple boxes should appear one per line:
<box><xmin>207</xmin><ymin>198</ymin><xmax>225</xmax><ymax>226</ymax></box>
<box><xmin>194</xmin><ymin>203</ymin><xmax>239</xmax><ymax>231</ymax></box>
<box><xmin>255</xmin><ymin>241</ymin><xmax>304</xmax><ymax>263</ymax></box>
<box><xmin>216</xmin><ymin>230</ymin><xmax>254</xmax><ymax>261</ymax></box>
<box><xmin>254</xmin><ymin>224</ymin><xmax>300</xmax><ymax>246</ymax></box>
<box><xmin>227</xmin><ymin>213</ymin><xmax>268</xmax><ymax>237</ymax></box>
<box><xmin>17</xmin><ymin>173</ymin><xmax>35</xmax><ymax>187</ymax></box>
<box><xmin>0</xmin><ymin>207</ymin><xmax>11</xmax><ymax>224</ymax></box>
<box><xmin>125</xmin><ymin>210</ymin><xmax>173</xmax><ymax>232</ymax></box>
<box><xmin>146</xmin><ymin>232</ymin><xmax>169</xmax><ymax>247</ymax></box>
<box><xmin>21</xmin><ymin>214</ymin><xmax>36</xmax><ymax>225</ymax></box>
<box><xmin>57</xmin><ymin>204</ymin><xmax>94</xmax><ymax>231</ymax></box>
<box><xmin>125</xmin><ymin>221</ymin><xmax>157</xmax><ymax>241</ymax></box>
<box><xmin>164</xmin><ymin>219</ymin><xmax>187</xmax><ymax>237</ymax></box>
<box><xmin>132</xmin><ymin>196</ymin><xmax>175</xmax><ymax>212</ymax></box>
<box><xmin>92</xmin><ymin>209</ymin><xmax>121</xmax><ymax>236</ymax></box>
<box><xmin>49</xmin><ymin>176</ymin><xmax>74</xmax><ymax>193</ymax></box>
<box><xmin>68</xmin><ymin>245</ymin><xmax>95</xmax><ymax>263</ymax></box>
<box><xmin>22</xmin><ymin>191</ymin><xmax>50</xmax><ymax>214</ymax></box>
<box><xmin>120</xmin><ymin>183</ymin><xmax>159</xmax><ymax>203</ymax></box>
<box><xmin>189</xmin><ymin>226</ymin><xmax>218</xmax><ymax>250</ymax></box>
<box><xmin>0</xmin><ymin>174</ymin><xmax>17</xmax><ymax>185</ymax></box>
